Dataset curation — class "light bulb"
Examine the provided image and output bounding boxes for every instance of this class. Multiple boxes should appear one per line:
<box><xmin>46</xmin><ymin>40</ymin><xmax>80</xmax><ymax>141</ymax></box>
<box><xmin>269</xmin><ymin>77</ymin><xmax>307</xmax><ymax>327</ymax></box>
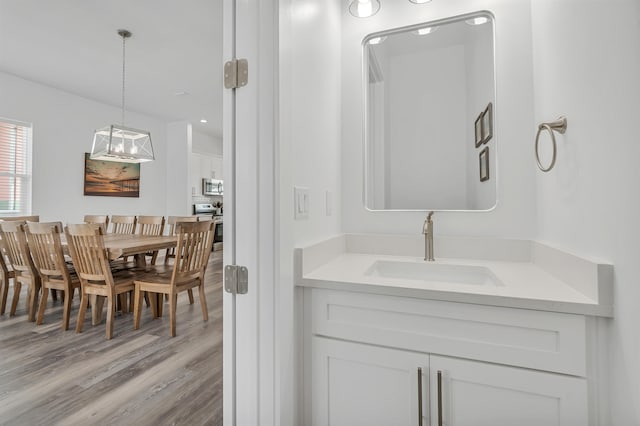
<box><xmin>369</xmin><ymin>36</ymin><xmax>386</xmax><ymax>45</ymax></box>
<box><xmin>413</xmin><ymin>26</ymin><xmax>438</xmax><ymax>36</ymax></box>
<box><xmin>465</xmin><ymin>17</ymin><xmax>489</xmax><ymax>25</ymax></box>
<box><xmin>408</xmin><ymin>0</ymin><xmax>432</xmax><ymax>3</ymax></box>
<box><xmin>349</xmin><ymin>0</ymin><xmax>380</xmax><ymax>18</ymax></box>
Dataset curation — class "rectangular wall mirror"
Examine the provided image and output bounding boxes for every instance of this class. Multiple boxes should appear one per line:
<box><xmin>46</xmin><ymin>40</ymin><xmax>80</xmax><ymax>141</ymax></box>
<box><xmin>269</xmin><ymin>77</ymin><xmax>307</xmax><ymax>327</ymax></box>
<box><xmin>363</xmin><ymin>12</ymin><xmax>497</xmax><ymax>211</ymax></box>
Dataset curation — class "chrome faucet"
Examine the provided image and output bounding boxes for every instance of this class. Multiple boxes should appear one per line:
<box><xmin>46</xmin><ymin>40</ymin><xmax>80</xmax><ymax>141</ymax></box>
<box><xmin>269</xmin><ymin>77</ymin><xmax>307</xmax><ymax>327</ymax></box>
<box><xmin>422</xmin><ymin>211</ymin><xmax>434</xmax><ymax>261</ymax></box>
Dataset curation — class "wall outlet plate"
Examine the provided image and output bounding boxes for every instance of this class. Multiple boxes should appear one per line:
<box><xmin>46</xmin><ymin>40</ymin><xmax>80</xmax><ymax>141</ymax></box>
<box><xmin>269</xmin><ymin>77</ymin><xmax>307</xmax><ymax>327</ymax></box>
<box><xmin>294</xmin><ymin>186</ymin><xmax>309</xmax><ymax>220</ymax></box>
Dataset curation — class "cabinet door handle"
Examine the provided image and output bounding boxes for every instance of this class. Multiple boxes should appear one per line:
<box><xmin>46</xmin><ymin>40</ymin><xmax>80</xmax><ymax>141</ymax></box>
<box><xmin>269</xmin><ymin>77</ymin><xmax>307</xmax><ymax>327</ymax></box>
<box><xmin>437</xmin><ymin>370</ymin><xmax>443</xmax><ymax>426</ymax></box>
<box><xmin>417</xmin><ymin>367</ymin><xmax>423</xmax><ymax>426</ymax></box>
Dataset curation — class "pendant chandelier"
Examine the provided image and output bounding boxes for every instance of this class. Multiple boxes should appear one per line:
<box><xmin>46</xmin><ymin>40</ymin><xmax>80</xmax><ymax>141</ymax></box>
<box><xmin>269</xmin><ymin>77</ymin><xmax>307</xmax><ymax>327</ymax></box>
<box><xmin>90</xmin><ymin>29</ymin><xmax>154</xmax><ymax>163</ymax></box>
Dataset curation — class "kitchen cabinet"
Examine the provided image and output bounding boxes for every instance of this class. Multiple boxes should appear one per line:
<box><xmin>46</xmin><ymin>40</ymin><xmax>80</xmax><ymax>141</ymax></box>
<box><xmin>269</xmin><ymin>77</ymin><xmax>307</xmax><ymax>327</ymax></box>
<box><xmin>305</xmin><ymin>289</ymin><xmax>594</xmax><ymax>426</ymax></box>
<box><xmin>190</xmin><ymin>153</ymin><xmax>223</xmax><ymax>195</ymax></box>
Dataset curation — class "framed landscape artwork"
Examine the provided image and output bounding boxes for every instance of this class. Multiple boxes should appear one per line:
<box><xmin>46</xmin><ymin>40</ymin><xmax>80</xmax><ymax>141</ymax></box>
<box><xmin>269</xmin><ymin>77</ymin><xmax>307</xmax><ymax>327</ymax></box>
<box><xmin>83</xmin><ymin>153</ymin><xmax>140</xmax><ymax>197</ymax></box>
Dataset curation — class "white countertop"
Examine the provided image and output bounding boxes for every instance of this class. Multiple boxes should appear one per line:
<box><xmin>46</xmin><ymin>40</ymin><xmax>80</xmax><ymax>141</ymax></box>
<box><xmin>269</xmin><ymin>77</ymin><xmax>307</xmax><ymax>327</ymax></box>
<box><xmin>296</xmin><ymin>234</ymin><xmax>614</xmax><ymax>317</ymax></box>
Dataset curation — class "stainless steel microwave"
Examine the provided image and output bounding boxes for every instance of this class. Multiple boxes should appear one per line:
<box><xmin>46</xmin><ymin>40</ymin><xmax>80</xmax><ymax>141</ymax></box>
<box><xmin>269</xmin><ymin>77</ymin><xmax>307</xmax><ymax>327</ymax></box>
<box><xmin>203</xmin><ymin>178</ymin><xmax>223</xmax><ymax>195</ymax></box>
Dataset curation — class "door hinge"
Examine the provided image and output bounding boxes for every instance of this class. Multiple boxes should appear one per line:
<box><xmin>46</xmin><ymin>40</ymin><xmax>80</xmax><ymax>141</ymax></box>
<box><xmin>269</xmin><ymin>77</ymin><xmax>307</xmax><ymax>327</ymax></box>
<box><xmin>224</xmin><ymin>264</ymin><xmax>248</xmax><ymax>294</ymax></box>
<box><xmin>224</xmin><ymin>58</ymin><xmax>248</xmax><ymax>89</ymax></box>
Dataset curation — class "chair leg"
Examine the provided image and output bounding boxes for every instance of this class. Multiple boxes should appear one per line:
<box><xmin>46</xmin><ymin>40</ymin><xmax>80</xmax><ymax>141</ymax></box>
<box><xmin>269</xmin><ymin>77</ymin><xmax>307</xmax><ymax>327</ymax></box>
<box><xmin>62</xmin><ymin>287</ymin><xmax>73</xmax><ymax>331</ymax></box>
<box><xmin>157</xmin><ymin>294</ymin><xmax>164</xmax><ymax>317</ymax></box>
<box><xmin>76</xmin><ymin>292</ymin><xmax>89</xmax><ymax>333</ymax></box>
<box><xmin>118</xmin><ymin>293</ymin><xmax>129</xmax><ymax>314</ymax></box>
<box><xmin>169</xmin><ymin>292</ymin><xmax>177</xmax><ymax>337</ymax></box>
<box><xmin>92</xmin><ymin>296</ymin><xmax>105</xmax><ymax>326</ymax></box>
<box><xmin>133</xmin><ymin>286</ymin><xmax>143</xmax><ymax>330</ymax></box>
<box><xmin>10</xmin><ymin>281</ymin><xmax>21</xmax><ymax>317</ymax></box>
<box><xmin>106</xmin><ymin>295</ymin><xmax>115</xmax><ymax>340</ymax></box>
<box><xmin>51</xmin><ymin>289</ymin><xmax>58</xmax><ymax>302</ymax></box>
<box><xmin>187</xmin><ymin>289</ymin><xmax>194</xmax><ymax>304</ymax></box>
<box><xmin>198</xmin><ymin>284</ymin><xmax>209</xmax><ymax>321</ymax></box>
<box><xmin>0</xmin><ymin>273</ymin><xmax>8</xmax><ymax>315</ymax></box>
<box><xmin>36</xmin><ymin>287</ymin><xmax>49</xmax><ymax>325</ymax></box>
<box><xmin>27</xmin><ymin>281</ymin><xmax>40</xmax><ymax>322</ymax></box>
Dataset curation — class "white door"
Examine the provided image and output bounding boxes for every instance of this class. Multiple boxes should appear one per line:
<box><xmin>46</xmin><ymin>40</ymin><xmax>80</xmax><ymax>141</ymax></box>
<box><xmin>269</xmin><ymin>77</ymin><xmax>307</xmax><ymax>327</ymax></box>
<box><xmin>311</xmin><ymin>337</ymin><xmax>428</xmax><ymax>426</ymax></box>
<box><xmin>223</xmin><ymin>0</ymin><xmax>277</xmax><ymax>425</ymax></box>
<box><xmin>429</xmin><ymin>355</ymin><xmax>588</xmax><ymax>426</ymax></box>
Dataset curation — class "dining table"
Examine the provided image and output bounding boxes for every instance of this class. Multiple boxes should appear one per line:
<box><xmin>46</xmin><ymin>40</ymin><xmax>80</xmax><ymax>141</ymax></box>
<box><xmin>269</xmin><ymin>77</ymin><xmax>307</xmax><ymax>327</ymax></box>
<box><xmin>63</xmin><ymin>233</ymin><xmax>178</xmax><ymax>324</ymax></box>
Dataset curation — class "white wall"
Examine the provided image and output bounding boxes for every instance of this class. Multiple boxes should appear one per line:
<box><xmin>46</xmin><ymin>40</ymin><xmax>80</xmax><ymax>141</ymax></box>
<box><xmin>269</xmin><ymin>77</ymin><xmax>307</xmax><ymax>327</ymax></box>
<box><xmin>531</xmin><ymin>0</ymin><xmax>640</xmax><ymax>423</ymax></box>
<box><xmin>289</xmin><ymin>0</ymin><xmax>343</xmax><ymax>246</ymax></box>
<box><xmin>0</xmin><ymin>72</ymin><xmax>168</xmax><ymax>223</ymax></box>
<box><xmin>278</xmin><ymin>1</ymin><xmax>343</xmax><ymax>424</ymax></box>
<box><xmin>341</xmin><ymin>0</ymin><xmax>536</xmax><ymax>238</ymax></box>
<box><xmin>165</xmin><ymin>121</ymin><xmax>192</xmax><ymax>216</ymax></box>
<box><xmin>192</xmin><ymin>128</ymin><xmax>223</xmax><ymax>156</ymax></box>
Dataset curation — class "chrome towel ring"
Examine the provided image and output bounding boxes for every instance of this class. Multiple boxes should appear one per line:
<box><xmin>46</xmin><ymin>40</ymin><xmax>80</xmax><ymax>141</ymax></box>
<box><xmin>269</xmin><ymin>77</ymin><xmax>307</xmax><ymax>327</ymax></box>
<box><xmin>535</xmin><ymin>116</ymin><xmax>567</xmax><ymax>172</ymax></box>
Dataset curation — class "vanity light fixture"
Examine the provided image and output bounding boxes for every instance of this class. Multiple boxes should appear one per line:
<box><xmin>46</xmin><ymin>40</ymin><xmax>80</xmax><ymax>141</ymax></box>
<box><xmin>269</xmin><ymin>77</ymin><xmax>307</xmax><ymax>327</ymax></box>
<box><xmin>412</xmin><ymin>26</ymin><xmax>438</xmax><ymax>35</ymax></box>
<box><xmin>349</xmin><ymin>0</ymin><xmax>380</xmax><ymax>18</ymax></box>
<box><xmin>368</xmin><ymin>36</ymin><xmax>387</xmax><ymax>45</ymax></box>
<box><xmin>465</xmin><ymin>16</ymin><xmax>489</xmax><ymax>25</ymax></box>
<box><xmin>91</xmin><ymin>29</ymin><xmax>155</xmax><ymax>163</ymax></box>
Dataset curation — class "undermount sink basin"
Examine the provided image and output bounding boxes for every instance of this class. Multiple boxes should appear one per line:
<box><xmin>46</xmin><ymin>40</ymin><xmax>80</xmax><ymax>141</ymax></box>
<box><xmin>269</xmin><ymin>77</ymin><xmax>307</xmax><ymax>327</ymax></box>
<box><xmin>364</xmin><ymin>260</ymin><xmax>504</xmax><ymax>286</ymax></box>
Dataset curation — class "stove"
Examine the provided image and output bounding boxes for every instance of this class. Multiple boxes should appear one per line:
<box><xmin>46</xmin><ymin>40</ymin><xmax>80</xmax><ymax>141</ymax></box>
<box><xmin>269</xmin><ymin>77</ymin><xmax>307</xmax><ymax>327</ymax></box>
<box><xmin>193</xmin><ymin>203</ymin><xmax>223</xmax><ymax>244</ymax></box>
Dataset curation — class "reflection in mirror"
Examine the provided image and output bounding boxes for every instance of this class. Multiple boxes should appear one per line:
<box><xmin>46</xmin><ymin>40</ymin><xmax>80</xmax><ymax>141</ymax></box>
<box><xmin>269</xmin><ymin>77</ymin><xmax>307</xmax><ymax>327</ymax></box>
<box><xmin>364</xmin><ymin>12</ymin><xmax>496</xmax><ymax>211</ymax></box>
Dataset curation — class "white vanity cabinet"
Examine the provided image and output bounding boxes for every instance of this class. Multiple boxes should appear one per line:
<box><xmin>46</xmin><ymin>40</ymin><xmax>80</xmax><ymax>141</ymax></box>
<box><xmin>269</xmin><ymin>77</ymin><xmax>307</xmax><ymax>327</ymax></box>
<box><xmin>304</xmin><ymin>289</ymin><xmax>593</xmax><ymax>426</ymax></box>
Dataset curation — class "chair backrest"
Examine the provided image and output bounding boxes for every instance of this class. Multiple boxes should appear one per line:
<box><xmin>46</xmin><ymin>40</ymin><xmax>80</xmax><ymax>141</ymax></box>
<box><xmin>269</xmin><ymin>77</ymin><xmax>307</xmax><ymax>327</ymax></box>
<box><xmin>0</xmin><ymin>220</ymin><xmax>37</xmax><ymax>276</ymax></box>
<box><xmin>84</xmin><ymin>215</ymin><xmax>109</xmax><ymax>233</ymax></box>
<box><xmin>166</xmin><ymin>216</ymin><xmax>198</xmax><ymax>236</ymax></box>
<box><xmin>110</xmin><ymin>215</ymin><xmax>137</xmax><ymax>234</ymax></box>
<box><xmin>171</xmin><ymin>221</ymin><xmax>215</xmax><ymax>286</ymax></box>
<box><xmin>65</xmin><ymin>224</ymin><xmax>115</xmax><ymax>288</ymax></box>
<box><xmin>25</xmin><ymin>222</ymin><xmax>70</xmax><ymax>282</ymax></box>
<box><xmin>137</xmin><ymin>215</ymin><xmax>165</xmax><ymax>237</ymax></box>
<box><xmin>0</xmin><ymin>216</ymin><xmax>39</xmax><ymax>273</ymax></box>
<box><xmin>0</xmin><ymin>215</ymin><xmax>40</xmax><ymax>222</ymax></box>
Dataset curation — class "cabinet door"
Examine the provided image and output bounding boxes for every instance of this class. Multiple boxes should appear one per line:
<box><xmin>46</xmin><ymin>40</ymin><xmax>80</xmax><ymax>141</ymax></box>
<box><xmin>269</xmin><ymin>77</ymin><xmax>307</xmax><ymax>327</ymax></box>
<box><xmin>429</xmin><ymin>356</ymin><xmax>588</xmax><ymax>426</ymax></box>
<box><xmin>312</xmin><ymin>337</ymin><xmax>427</xmax><ymax>426</ymax></box>
<box><xmin>190</xmin><ymin>153</ymin><xmax>203</xmax><ymax>195</ymax></box>
<box><xmin>211</xmin><ymin>155</ymin><xmax>224</xmax><ymax>180</ymax></box>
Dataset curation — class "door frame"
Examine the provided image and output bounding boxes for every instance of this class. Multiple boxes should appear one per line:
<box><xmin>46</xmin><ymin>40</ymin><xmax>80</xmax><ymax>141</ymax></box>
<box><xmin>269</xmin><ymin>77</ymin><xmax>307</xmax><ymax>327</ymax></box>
<box><xmin>223</xmin><ymin>0</ymin><xmax>280</xmax><ymax>425</ymax></box>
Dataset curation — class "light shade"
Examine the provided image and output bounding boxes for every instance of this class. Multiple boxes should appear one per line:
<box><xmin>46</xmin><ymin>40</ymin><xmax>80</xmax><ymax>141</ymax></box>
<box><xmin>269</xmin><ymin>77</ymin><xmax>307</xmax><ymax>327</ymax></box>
<box><xmin>349</xmin><ymin>0</ymin><xmax>380</xmax><ymax>18</ymax></box>
<box><xmin>91</xmin><ymin>125</ymin><xmax>154</xmax><ymax>163</ymax></box>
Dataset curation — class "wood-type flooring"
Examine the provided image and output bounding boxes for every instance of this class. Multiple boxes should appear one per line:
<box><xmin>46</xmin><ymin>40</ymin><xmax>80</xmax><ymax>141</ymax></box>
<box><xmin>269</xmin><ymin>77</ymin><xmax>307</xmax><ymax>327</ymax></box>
<box><xmin>0</xmin><ymin>251</ymin><xmax>223</xmax><ymax>425</ymax></box>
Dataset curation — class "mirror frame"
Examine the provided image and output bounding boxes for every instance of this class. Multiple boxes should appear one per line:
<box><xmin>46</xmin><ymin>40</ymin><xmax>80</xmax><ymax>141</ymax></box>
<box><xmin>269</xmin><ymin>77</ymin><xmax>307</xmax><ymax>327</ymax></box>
<box><xmin>361</xmin><ymin>10</ymin><xmax>498</xmax><ymax>213</ymax></box>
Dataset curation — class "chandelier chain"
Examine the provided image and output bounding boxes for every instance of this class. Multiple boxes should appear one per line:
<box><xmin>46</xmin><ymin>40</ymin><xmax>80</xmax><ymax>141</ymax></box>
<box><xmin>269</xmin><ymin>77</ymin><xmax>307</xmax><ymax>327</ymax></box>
<box><xmin>121</xmin><ymin>31</ymin><xmax>126</xmax><ymax>127</ymax></box>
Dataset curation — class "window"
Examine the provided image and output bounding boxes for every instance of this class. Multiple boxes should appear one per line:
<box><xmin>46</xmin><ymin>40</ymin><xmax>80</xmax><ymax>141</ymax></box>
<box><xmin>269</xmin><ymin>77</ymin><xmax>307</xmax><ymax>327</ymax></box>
<box><xmin>0</xmin><ymin>119</ymin><xmax>32</xmax><ymax>215</ymax></box>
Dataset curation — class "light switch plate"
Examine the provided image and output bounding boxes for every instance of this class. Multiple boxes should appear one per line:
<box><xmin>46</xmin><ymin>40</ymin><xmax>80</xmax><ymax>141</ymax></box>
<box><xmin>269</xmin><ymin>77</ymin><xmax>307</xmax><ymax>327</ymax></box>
<box><xmin>294</xmin><ymin>186</ymin><xmax>309</xmax><ymax>220</ymax></box>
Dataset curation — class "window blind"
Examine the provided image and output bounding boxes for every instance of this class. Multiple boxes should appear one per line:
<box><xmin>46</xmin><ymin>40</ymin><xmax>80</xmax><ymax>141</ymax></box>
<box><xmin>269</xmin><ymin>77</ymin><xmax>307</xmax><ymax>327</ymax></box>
<box><xmin>0</xmin><ymin>119</ymin><xmax>31</xmax><ymax>215</ymax></box>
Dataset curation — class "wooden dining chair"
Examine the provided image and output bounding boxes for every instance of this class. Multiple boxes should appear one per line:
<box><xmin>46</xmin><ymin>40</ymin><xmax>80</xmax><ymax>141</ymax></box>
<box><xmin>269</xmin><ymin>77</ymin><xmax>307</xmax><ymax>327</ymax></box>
<box><xmin>65</xmin><ymin>224</ymin><xmax>143</xmax><ymax>339</ymax></box>
<box><xmin>137</xmin><ymin>215</ymin><xmax>165</xmax><ymax>265</ymax></box>
<box><xmin>0</xmin><ymin>221</ymin><xmax>41</xmax><ymax>321</ymax></box>
<box><xmin>164</xmin><ymin>216</ymin><xmax>198</xmax><ymax>265</ymax></box>
<box><xmin>133</xmin><ymin>221</ymin><xmax>215</xmax><ymax>337</ymax></box>
<box><xmin>0</xmin><ymin>247</ymin><xmax>15</xmax><ymax>316</ymax></box>
<box><xmin>84</xmin><ymin>215</ymin><xmax>109</xmax><ymax>233</ymax></box>
<box><xmin>27</xmin><ymin>222</ymin><xmax>81</xmax><ymax>331</ymax></box>
<box><xmin>109</xmin><ymin>215</ymin><xmax>137</xmax><ymax>234</ymax></box>
<box><xmin>0</xmin><ymin>216</ymin><xmax>39</xmax><ymax>314</ymax></box>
